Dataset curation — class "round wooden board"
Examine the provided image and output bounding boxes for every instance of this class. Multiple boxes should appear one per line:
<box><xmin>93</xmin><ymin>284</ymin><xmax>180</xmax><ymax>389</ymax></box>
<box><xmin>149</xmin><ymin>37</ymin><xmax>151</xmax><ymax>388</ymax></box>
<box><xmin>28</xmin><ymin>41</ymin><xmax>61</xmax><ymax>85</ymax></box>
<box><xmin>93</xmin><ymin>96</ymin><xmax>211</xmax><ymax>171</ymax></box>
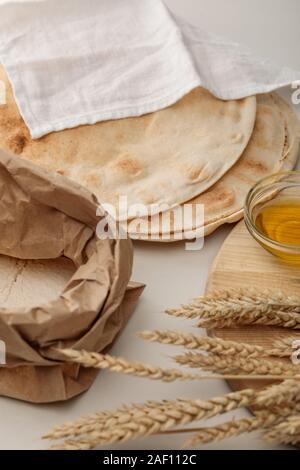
<box><xmin>206</xmin><ymin>220</ymin><xmax>300</xmax><ymax>393</ymax></box>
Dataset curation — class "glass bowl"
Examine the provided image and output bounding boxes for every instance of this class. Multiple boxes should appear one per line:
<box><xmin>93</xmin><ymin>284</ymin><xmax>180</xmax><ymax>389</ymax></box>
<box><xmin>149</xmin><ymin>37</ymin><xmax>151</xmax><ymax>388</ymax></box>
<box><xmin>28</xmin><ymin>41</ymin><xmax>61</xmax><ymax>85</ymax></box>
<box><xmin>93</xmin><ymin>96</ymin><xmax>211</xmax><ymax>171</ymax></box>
<box><xmin>244</xmin><ymin>171</ymin><xmax>300</xmax><ymax>265</ymax></box>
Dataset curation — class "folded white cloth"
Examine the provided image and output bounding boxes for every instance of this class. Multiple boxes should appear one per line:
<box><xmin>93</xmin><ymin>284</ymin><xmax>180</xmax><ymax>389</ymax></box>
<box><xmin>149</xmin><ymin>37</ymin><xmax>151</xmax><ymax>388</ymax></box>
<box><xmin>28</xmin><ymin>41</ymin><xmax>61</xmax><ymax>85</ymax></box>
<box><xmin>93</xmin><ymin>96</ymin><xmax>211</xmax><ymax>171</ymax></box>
<box><xmin>0</xmin><ymin>0</ymin><xmax>299</xmax><ymax>139</ymax></box>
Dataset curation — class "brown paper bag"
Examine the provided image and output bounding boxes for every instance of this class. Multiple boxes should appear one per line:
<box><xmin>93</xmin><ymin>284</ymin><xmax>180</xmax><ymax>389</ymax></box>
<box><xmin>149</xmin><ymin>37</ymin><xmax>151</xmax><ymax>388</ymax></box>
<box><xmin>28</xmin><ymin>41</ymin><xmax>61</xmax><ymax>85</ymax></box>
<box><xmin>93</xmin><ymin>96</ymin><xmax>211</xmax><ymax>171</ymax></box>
<box><xmin>0</xmin><ymin>149</ymin><xmax>144</xmax><ymax>403</ymax></box>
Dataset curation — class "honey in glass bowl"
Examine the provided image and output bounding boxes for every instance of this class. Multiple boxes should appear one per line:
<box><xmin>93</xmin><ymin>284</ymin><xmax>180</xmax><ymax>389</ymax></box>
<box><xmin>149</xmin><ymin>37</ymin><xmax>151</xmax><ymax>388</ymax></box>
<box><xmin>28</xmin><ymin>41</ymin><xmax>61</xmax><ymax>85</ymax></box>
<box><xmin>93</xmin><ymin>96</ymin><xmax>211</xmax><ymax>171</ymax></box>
<box><xmin>245</xmin><ymin>172</ymin><xmax>300</xmax><ymax>265</ymax></box>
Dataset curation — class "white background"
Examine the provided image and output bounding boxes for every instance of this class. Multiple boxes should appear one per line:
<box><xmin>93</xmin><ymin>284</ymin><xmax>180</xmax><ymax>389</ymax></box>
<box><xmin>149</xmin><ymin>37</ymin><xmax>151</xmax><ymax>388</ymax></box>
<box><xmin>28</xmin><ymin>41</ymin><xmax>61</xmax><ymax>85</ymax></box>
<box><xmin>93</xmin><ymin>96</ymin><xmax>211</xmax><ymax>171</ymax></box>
<box><xmin>0</xmin><ymin>0</ymin><xmax>300</xmax><ymax>451</ymax></box>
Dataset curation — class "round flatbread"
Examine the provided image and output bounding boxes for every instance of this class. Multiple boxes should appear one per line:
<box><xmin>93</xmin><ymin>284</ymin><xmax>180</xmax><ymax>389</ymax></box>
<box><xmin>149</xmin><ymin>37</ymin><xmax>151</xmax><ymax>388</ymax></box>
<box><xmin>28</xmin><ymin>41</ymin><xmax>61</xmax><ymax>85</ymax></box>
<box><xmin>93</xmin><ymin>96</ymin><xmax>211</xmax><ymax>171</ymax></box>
<box><xmin>0</xmin><ymin>65</ymin><xmax>256</xmax><ymax>221</ymax></box>
<box><xmin>129</xmin><ymin>93</ymin><xmax>300</xmax><ymax>241</ymax></box>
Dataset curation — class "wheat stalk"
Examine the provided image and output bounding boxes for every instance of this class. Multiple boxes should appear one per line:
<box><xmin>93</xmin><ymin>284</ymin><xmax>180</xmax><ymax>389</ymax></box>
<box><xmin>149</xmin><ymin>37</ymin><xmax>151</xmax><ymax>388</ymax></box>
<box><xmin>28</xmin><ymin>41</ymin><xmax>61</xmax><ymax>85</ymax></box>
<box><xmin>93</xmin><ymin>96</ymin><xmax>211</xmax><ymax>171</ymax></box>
<box><xmin>175</xmin><ymin>352</ymin><xmax>300</xmax><ymax>377</ymax></box>
<box><xmin>58</xmin><ymin>349</ymin><xmax>199</xmax><ymax>382</ymax></box>
<box><xmin>49</xmin><ymin>389</ymin><xmax>255</xmax><ymax>449</ymax></box>
<box><xmin>45</xmin><ymin>288</ymin><xmax>300</xmax><ymax>450</ymax></box>
<box><xmin>139</xmin><ymin>330</ymin><xmax>289</xmax><ymax>358</ymax></box>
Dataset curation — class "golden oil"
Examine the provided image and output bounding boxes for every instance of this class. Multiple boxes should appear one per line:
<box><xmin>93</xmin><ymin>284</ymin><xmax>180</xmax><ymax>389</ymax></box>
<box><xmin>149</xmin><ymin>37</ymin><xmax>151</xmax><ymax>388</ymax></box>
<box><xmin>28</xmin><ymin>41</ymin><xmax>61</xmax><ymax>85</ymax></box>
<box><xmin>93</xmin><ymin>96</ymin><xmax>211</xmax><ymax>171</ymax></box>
<box><xmin>254</xmin><ymin>198</ymin><xmax>300</xmax><ymax>264</ymax></box>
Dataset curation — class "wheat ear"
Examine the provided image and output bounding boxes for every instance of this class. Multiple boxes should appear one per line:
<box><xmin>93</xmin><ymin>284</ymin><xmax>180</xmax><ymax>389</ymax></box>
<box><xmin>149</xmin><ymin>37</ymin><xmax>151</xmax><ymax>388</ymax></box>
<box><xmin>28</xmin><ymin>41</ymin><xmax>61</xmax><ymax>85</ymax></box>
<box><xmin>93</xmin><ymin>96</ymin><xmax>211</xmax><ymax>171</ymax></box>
<box><xmin>273</xmin><ymin>337</ymin><xmax>300</xmax><ymax>355</ymax></box>
<box><xmin>167</xmin><ymin>304</ymin><xmax>300</xmax><ymax>329</ymax></box>
<box><xmin>183</xmin><ymin>412</ymin><xmax>279</xmax><ymax>448</ymax></box>
<box><xmin>175</xmin><ymin>352</ymin><xmax>300</xmax><ymax>377</ymax></box>
<box><xmin>198</xmin><ymin>312</ymin><xmax>300</xmax><ymax>330</ymax></box>
<box><xmin>50</xmin><ymin>389</ymin><xmax>255</xmax><ymax>450</ymax></box>
<box><xmin>183</xmin><ymin>401</ymin><xmax>300</xmax><ymax>449</ymax></box>
<box><xmin>265</xmin><ymin>415</ymin><xmax>300</xmax><ymax>445</ymax></box>
<box><xmin>166</xmin><ymin>289</ymin><xmax>300</xmax><ymax>320</ymax></box>
<box><xmin>139</xmin><ymin>330</ymin><xmax>289</xmax><ymax>358</ymax></box>
<box><xmin>57</xmin><ymin>347</ymin><xmax>299</xmax><ymax>383</ymax></box>
<box><xmin>47</xmin><ymin>382</ymin><xmax>300</xmax><ymax>448</ymax></box>
<box><xmin>59</xmin><ymin>348</ymin><xmax>298</xmax><ymax>383</ymax></box>
<box><xmin>45</xmin><ymin>399</ymin><xmax>196</xmax><ymax>440</ymax></box>
<box><xmin>193</xmin><ymin>289</ymin><xmax>300</xmax><ymax>309</ymax></box>
<box><xmin>58</xmin><ymin>349</ymin><xmax>199</xmax><ymax>382</ymax></box>
<box><xmin>256</xmin><ymin>380</ymin><xmax>300</xmax><ymax>407</ymax></box>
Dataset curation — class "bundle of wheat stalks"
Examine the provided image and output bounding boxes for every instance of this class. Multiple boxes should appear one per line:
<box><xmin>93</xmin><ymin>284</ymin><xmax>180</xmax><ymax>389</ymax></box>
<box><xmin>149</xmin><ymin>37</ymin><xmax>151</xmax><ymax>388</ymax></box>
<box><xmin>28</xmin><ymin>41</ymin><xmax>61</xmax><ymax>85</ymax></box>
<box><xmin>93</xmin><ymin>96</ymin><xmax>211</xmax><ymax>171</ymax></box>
<box><xmin>46</xmin><ymin>289</ymin><xmax>300</xmax><ymax>450</ymax></box>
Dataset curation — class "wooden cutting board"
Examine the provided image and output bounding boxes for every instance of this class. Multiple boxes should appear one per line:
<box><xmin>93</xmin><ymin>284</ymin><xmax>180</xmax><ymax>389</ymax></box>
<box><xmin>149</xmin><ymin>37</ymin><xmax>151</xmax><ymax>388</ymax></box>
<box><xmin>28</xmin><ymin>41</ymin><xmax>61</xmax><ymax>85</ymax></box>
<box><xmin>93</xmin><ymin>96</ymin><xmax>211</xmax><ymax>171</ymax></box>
<box><xmin>206</xmin><ymin>220</ymin><xmax>300</xmax><ymax>392</ymax></box>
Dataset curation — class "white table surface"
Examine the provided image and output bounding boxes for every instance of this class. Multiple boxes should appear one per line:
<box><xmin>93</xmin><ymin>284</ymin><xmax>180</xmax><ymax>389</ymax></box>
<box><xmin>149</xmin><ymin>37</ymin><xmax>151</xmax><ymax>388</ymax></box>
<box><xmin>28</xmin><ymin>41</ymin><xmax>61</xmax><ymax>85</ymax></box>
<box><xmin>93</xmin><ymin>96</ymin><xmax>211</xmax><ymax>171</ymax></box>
<box><xmin>0</xmin><ymin>0</ymin><xmax>300</xmax><ymax>451</ymax></box>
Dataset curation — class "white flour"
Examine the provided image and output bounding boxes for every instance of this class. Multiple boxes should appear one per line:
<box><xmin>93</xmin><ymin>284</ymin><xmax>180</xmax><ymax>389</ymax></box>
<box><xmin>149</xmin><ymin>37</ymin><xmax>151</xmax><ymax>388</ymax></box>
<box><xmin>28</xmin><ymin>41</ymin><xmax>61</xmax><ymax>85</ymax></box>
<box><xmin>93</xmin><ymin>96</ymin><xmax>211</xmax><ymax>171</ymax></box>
<box><xmin>0</xmin><ymin>255</ymin><xmax>75</xmax><ymax>310</ymax></box>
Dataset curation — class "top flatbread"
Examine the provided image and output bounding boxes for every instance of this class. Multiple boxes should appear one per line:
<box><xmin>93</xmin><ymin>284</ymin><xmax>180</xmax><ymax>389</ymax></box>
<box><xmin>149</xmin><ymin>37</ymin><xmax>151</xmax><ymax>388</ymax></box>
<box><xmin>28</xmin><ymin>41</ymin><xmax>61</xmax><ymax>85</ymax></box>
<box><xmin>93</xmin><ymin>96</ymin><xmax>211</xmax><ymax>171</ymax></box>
<box><xmin>0</xmin><ymin>65</ymin><xmax>256</xmax><ymax>220</ymax></box>
<box><xmin>128</xmin><ymin>93</ymin><xmax>299</xmax><ymax>240</ymax></box>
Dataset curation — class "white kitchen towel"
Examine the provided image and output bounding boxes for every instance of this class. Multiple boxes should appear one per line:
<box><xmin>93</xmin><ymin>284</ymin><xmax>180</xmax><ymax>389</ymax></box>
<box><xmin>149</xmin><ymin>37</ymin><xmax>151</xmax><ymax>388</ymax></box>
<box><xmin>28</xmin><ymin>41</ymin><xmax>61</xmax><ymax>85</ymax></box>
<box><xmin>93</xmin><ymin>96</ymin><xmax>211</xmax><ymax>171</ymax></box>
<box><xmin>0</xmin><ymin>0</ymin><xmax>299</xmax><ymax>139</ymax></box>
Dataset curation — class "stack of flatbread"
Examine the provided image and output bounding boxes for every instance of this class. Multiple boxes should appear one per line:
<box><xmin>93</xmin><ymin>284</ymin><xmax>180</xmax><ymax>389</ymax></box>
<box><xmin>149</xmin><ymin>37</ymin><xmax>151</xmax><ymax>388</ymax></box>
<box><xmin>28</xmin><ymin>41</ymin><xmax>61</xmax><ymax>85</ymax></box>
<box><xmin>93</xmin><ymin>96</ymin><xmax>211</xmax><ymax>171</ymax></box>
<box><xmin>0</xmin><ymin>65</ymin><xmax>299</xmax><ymax>241</ymax></box>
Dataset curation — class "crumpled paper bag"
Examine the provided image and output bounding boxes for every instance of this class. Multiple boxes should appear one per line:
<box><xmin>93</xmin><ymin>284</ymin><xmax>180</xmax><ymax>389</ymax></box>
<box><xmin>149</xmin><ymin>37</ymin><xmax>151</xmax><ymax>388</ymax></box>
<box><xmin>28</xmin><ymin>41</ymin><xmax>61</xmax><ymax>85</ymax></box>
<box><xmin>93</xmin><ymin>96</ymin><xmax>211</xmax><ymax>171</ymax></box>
<box><xmin>0</xmin><ymin>149</ymin><xmax>144</xmax><ymax>403</ymax></box>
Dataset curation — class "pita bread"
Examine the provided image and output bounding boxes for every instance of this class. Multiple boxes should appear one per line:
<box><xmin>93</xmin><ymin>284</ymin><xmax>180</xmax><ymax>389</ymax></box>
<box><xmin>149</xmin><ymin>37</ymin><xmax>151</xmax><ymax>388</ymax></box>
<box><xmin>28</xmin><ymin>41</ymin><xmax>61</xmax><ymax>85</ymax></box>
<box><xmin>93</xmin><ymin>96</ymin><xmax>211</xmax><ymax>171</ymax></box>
<box><xmin>129</xmin><ymin>93</ymin><xmax>300</xmax><ymax>241</ymax></box>
<box><xmin>0</xmin><ymin>65</ymin><xmax>256</xmax><ymax>220</ymax></box>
